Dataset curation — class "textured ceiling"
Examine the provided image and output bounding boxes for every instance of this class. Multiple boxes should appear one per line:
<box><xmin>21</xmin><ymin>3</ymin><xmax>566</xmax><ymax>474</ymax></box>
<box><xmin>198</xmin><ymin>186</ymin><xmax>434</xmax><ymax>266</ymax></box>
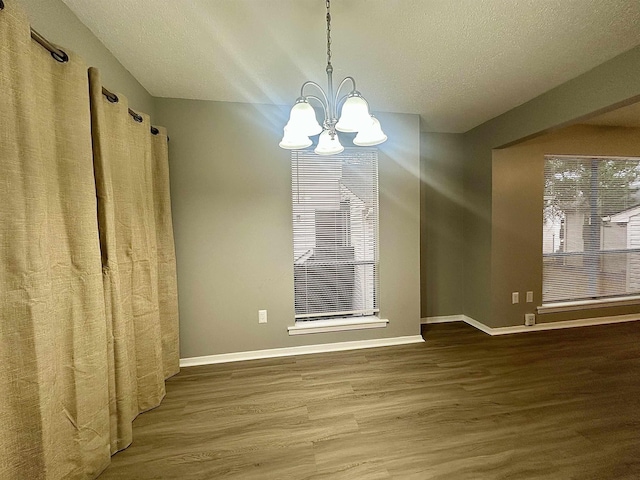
<box><xmin>62</xmin><ymin>0</ymin><xmax>640</xmax><ymax>133</ymax></box>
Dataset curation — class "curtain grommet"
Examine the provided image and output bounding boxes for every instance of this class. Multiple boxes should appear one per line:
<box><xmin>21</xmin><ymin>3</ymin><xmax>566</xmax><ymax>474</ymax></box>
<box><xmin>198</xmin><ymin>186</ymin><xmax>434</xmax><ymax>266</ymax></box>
<box><xmin>51</xmin><ymin>49</ymin><xmax>69</xmax><ymax>63</ymax></box>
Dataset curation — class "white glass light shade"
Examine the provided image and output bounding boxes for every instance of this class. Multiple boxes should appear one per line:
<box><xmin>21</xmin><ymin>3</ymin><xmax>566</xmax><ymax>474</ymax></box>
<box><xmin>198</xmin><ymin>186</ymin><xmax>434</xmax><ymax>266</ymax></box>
<box><xmin>285</xmin><ymin>101</ymin><xmax>322</xmax><ymax>136</ymax></box>
<box><xmin>353</xmin><ymin>116</ymin><xmax>387</xmax><ymax>146</ymax></box>
<box><xmin>314</xmin><ymin>130</ymin><xmax>344</xmax><ymax>155</ymax></box>
<box><xmin>279</xmin><ymin>127</ymin><xmax>312</xmax><ymax>150</ymax></box>
<box><xmin>336</xmin><ymin>95</ymin><xmax>372</xmax><ymax>133</ymax></box>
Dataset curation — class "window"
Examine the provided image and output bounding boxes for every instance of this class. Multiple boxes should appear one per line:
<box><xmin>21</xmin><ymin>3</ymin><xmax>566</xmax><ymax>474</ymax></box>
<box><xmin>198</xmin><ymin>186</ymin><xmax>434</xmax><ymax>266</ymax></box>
<box><xmin>292</xmin><ymin>148</ymin><xmax>379</xmax><ymax>320</ymax></box>
<box><xmin>543</xmin><ymin>155</ymin><xmax>640</xmax><ymax>304</ymax></box>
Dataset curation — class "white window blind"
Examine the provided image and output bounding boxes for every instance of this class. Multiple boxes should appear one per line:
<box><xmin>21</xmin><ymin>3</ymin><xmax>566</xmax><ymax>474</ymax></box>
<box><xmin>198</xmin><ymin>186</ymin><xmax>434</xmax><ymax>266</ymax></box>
<box><xmin>292</xmin><ymin>148</ymin><xmax>379</xmax><ymax>320</ymax></box>
<box><xmin>543</xmin><ymin>156</ymin><xmax>640</xmax><ymax>303</ymax></box>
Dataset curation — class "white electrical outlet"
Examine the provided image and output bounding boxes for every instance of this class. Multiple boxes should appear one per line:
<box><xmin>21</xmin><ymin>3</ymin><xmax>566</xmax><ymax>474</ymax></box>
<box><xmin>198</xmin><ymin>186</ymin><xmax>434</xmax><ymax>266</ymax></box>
<box><xmin>512</xmin><ymin>292</ymin><xmax>519</xmax><ymax>304</ymax></box>
<box><xmin>525</xmin><ymin>313</ymin><xmax>535</xmax><ymax>326</ymax></box>
<box><xmin>526</xmin><ymin>291</ymin><xmax>534</xmax><ymax>303</ymax></box>
<box><xmin>258</xmin><ymin>310</ymin><xmax>268</xmax><ymax>324</ymax></box>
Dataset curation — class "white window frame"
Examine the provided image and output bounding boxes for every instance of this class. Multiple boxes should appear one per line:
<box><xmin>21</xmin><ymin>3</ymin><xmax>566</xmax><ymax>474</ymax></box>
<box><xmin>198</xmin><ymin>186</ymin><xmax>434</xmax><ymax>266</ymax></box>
<box><xmin>288</xmin><ymin>148</ymin><xmax>386</xmax><ymax>334</ymax></box>
<box><xmin>540</xmin><ymin>154</ymin><xmax>640</xmax><ymax>313</ymax></box>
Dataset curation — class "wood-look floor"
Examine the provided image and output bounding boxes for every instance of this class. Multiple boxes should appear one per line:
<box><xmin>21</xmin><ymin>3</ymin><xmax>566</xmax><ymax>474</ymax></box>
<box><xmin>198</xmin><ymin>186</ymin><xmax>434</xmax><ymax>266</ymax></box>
<box><xmin>99</xmin><ymin>322</ymin><xmax>640</xmax><ymax>479</ymax></box>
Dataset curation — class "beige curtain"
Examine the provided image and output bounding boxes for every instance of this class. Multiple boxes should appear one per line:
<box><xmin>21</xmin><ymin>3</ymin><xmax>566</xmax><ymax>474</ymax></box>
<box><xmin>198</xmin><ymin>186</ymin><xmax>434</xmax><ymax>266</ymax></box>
<box><xmin>89</xmin><ymin>67</ymin><xmax>179</xmax><ymax>454</ymax></box>
<box><xmin>0</xmin><ymin>2</ymin><xmax>111</xmax><ymax>478</ymax></box>
<box><xmin>0</xmin><ymin>2</ymin><xmax>179</xmax><ymax>478</ymax></box>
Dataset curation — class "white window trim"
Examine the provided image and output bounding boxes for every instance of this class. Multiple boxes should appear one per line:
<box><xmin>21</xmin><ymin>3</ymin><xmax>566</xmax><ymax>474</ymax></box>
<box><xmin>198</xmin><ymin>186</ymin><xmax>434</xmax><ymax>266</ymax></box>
<box><xmin>287</xmin><ymin>316</ymin><xmax>388</xmax><ymax>335</ymax></box>
<box><xmin>291</xmin><ymin>148</ymin><xmax>380</xmax><ymax>321</ymax></box>
<box><xmin>538</xmin><ymin>295</ymin><xmax>640</xmax><ymax>314</ymax></box>
<box><xmin>542</xmin><ymin>154</ymin><xmax>640</xmax><ymax>305</ymax></box>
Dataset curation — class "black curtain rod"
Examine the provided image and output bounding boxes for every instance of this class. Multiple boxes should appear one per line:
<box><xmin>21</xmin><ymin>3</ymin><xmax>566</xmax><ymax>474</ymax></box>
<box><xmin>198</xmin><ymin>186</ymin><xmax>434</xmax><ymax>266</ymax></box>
<box><xmin>0</xmin><ymin>1</ymin><xmax>164</xmax><ymax>138</ymax></box>
<box><xmin>31</xmin><ymin>27</ymin><xmax>68</xmax><ymax>62</ymax></box>
<box><xmin>102</xmin><ymin>87</ymin><xmax>166</xmax><ymax>138</ymax></box>
<box><xmin>101</xmin><ymin>87</ymin><xmax>144</xmax><ymax>123</ymax></box>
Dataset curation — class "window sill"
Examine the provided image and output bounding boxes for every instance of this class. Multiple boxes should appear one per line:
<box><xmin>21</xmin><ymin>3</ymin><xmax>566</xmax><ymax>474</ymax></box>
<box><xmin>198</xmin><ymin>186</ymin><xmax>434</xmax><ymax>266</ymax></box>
<box><xmin>287</xmin><ymin>316</ymin><xmax>389</xmax><ymax>336</ymax></box>
<box><xmin>537</xmin><ymin>295</ymin><xmax>640</xmax><ymax>314</ymax></box>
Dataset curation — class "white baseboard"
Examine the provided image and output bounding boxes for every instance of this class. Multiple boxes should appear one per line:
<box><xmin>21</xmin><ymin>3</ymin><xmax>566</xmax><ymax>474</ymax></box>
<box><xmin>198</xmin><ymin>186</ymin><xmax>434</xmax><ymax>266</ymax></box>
<box><xmin>180</xmin><ymin>335</ymin><xmax>425</xmax><ymax>367</ymax></box>
<box><xmin>423</xmin><ymin>313</ymin><xmax>640</xmax><ymax>336</ymax></box>
<box><xmin>181</xmin><ymin>312</ymin><xmax>640</xmax><ymax>368</ymax></box>
<box><xmin>421</xmin><ymin>315</ymin><xmax>464</xmax><ymax>324</ymax></box>
<box><xmin>477</xmin><ymin>313</ymin><xmax>640</xmax><ymax>335</ymax></box>
<box><xmin>460</xmin><ymin>315</ymin><xmax>495</xmax><ymax>335</ymax></box>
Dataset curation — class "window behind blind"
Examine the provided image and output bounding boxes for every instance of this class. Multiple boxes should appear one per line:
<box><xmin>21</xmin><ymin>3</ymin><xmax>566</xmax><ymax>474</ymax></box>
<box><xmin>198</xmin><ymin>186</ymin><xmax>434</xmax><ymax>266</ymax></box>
<box><xmin>543</xmin><ymin>155</ymin><xmax>640</xmax><ymax>303</ymax></box>
<box><xmin>292</xmin><ymin>148</ymin><xmax>379</xmax><ymax>319</ymax></box>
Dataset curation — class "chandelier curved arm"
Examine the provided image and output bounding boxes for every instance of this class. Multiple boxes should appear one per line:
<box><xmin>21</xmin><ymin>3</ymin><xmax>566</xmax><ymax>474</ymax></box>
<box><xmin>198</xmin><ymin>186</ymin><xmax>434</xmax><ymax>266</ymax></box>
<box><xmin>333</xmin><ymin>76</ymin><xmax>357</xmax><ymax>105</ymax></box>
<box><xmin>305</xmin><ymin>94</ymin><xmax>329</xmax><ymax>125</ymax></box>
<box><xmin>300</xmin><ymin>81</ymin><xmax>330</xmax><ymax>110</ymax></box>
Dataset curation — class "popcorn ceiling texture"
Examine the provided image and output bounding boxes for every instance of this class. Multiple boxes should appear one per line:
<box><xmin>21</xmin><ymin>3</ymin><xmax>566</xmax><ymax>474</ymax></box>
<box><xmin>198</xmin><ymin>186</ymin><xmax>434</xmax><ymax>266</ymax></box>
<box><xmin>61</xmin><ymin>0</ymin><xmax>640</xmax><ymax>133</ymax></box>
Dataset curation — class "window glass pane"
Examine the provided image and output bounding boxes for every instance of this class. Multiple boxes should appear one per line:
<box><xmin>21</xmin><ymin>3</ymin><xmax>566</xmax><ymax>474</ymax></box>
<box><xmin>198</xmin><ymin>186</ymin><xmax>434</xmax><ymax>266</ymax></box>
<box><xmin>543</xmin><ymin>156</ymin><xmax>640</xmax><ymax>303</ymax></box>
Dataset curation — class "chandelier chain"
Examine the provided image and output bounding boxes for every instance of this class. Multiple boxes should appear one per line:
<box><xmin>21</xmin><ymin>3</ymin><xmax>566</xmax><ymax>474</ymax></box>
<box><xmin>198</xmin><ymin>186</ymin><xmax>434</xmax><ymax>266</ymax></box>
<box><xmin>326</xmin><ymin>0</ymin><xmax>332</xmax><ymax>68</ymax></box>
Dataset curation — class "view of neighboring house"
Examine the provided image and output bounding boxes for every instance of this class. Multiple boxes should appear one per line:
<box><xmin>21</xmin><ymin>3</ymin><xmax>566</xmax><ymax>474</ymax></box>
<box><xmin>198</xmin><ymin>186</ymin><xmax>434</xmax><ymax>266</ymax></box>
<box><xmin>542</xmin><ymin>156</ymin><xmax>640</xmax><ymax>302</ymax></box>
<box><xmin>292</xmin><ymin>151</ymin><xmax>378</xmax><ymax>318</ymax></box>
<box><xmin>543</xmin><ymin>197</ymin><xmax>640</xmax><ymax>301</ymax></box>
<box><xmin>605</xmin><ymin>204</ymin><xmax>640</xmax><ymax>291</ymax></box>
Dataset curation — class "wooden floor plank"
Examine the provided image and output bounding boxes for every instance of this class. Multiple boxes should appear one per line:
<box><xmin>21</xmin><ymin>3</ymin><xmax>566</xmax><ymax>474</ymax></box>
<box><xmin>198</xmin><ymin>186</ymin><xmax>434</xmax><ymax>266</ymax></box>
<box><xmin>99</xmin><ymin>321</ymin><xmax>640</xmax><ymax>479</ymax></box>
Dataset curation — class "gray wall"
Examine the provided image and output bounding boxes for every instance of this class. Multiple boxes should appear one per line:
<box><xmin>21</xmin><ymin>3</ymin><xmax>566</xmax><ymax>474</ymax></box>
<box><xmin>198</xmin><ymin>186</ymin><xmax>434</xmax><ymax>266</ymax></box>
<box><xmin>463</xmin><ymin>45</ymin><xmax>640</xmax><ymax>327</ymax></box>
<box><xmin>15</xmin><ymin>0</ymin><xmax>421</xmax><ymax>359</ymax></box>
<box><xmin>418</xmin><ymin>45</ymin><xmax>640</xmax><ymax>327</ymax></box>
<box><xmin>16</xmin><ymin>0</ymin><xmax>640</xmax><ymax>336</ymax></box>
<box><xmin>420</xmin><ymin>133</ymin><xmax>465</xmax><ymax>318</ymax></box>
<box><xmin>155</xmin><ymin>99</ymin><xmax>421</xmax><ymax>358</ymax></box>
<box><xmin>17</xmin><ymin>0</ymin><xmax>155</xmax><ymax>115</ymax></box>
<box><xmin>491</xmin><ymin>125</ymin><xmax>640</xmax><ymax>328</ymax></box>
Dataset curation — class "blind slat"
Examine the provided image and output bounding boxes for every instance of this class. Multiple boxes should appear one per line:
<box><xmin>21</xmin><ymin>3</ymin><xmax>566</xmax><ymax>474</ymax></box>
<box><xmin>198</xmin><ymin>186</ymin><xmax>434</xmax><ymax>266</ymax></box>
<box><xmin>543</xmin><ymin>156</ymin><xmax>640</xmax><ymax>303</ymax></box>
<box><xmin>292</xmin><ymin>148</ymin><xmax>379</xmax><ymax>318</ymax></box>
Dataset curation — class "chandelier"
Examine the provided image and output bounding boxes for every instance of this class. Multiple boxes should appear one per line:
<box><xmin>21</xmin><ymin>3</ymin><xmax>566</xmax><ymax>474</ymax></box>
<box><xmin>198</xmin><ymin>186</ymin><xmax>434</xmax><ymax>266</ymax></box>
<box><xmin>279</xmin><ymin>0</ymin><xmax>387</xmax><ymax>155</ymax></box>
